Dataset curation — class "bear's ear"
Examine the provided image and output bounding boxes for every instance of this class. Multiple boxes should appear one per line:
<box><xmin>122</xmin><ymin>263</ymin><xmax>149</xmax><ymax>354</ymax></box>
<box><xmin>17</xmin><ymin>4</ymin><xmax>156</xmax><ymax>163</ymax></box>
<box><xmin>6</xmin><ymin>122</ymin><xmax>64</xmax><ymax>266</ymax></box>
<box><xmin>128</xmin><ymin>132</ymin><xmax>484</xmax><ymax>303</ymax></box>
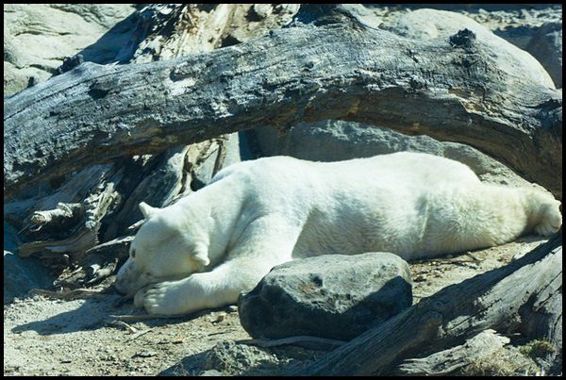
<box><xmin>139</xmin><ymin>202</ymin><xmax>159</xmax><ymax>218</ymax></box>
<box><xmin>193</xmin><ymin>244</ymin><xmax>210</xmax><ymax>268</ymax></box>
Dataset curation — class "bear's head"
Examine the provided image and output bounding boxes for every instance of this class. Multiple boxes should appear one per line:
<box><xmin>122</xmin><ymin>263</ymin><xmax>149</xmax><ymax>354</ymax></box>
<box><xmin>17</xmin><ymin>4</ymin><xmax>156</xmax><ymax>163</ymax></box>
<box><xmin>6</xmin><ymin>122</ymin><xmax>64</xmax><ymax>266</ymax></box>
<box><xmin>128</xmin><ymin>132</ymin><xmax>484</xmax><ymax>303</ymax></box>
<box><xmin>114</xmin><ymin>202</ymin><xmax>210</xmax><ymax>297</ymax></box>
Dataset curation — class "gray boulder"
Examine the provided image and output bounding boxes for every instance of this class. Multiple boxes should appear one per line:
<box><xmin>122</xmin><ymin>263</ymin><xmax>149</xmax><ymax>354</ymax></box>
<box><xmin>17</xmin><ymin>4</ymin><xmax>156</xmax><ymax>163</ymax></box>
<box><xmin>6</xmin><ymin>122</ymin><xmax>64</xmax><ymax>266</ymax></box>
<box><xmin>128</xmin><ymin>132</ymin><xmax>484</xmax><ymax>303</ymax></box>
<box><xmin>252</xmin><ymin>120</ymin><xmax>532</xmax><ymax>188</ymax></box>
<box><xmin>238</xmin><ymin>252</ymin><xmax>412</xmax><ymax>340</ymax></box>
<box><xmin>4</xmin><ymin>222</ymin><xmax>54</xmax><ymax>304</ymax></box>
<box><xmin>203</xmin><ymin>341</ymin><xmax>280</xmax><ymax>376</ymax></box>
<box><xmin>4</xmin><ymin>4</ymin><xmax>136</xmax><ymax>96</ymax></box>
<box><xmin>525</xmin><ymin>22</ymin><xmax>562</xmax><ymax>88</ymax></box>
<box><xmin>379</xmin><ymin>8</ymin><xmax>555</xmax><ymax>88</ymax></box>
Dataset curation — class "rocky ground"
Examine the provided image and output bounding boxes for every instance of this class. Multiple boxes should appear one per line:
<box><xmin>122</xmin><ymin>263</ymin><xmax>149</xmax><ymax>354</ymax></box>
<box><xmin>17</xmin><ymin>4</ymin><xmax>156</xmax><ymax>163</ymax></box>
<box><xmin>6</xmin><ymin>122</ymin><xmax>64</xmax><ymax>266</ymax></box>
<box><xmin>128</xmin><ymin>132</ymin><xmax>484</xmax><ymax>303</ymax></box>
<box><xmin>4</xmin><ymin>236</ymin><xmax>549</xmax><ymax>376</ymax></box>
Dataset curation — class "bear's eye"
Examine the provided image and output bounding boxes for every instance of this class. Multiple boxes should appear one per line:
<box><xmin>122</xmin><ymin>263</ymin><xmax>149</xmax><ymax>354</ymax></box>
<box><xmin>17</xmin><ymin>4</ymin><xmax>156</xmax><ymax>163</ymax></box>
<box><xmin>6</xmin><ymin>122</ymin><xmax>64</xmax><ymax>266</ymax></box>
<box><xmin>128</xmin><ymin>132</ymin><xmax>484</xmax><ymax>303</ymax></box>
<box><xmin>130</xmin><ymin>249</ymin><xmax>136</xmax><ymax>259</ymax></box>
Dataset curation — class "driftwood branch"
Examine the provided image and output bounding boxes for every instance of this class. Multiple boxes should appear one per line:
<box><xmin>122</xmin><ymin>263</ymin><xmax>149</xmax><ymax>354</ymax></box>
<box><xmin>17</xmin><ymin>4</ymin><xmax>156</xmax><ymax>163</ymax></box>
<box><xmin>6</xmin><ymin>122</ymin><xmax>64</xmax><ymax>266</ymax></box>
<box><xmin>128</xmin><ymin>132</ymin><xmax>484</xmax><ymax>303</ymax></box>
<box><xmin>18</xmin><ymin>180</ymin><xmax>119</xmax><ymax>260</ymax></box>
<box><xmin>396</xmin><ymin>329</ymin><xmax>510</xmax><ymax>375</ymax></box>
<box><xmin>238</xmin><ymin>336</ymin><xmax>346</xmax><ymax>351</ymax></box>
<box><xmin>4</xmin><ymin>12</ymin><xmax>561</xmax><ymax>197</ymax></box>
<box><xmin>298</xmin><ymin>233</ymin><xmax>562</xmax><ymax>375</ymax></box>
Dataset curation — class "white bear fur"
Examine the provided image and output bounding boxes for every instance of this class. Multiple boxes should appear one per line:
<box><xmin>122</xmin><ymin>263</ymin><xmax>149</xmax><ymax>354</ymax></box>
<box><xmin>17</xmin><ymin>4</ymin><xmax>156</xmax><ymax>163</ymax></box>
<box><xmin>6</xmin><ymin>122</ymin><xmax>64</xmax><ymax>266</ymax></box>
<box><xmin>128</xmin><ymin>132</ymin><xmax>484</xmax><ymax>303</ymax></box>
<box><xmin>114</xmin><ymin>152</ymin><xmax>562</xmax><ymax>316</ymax></box>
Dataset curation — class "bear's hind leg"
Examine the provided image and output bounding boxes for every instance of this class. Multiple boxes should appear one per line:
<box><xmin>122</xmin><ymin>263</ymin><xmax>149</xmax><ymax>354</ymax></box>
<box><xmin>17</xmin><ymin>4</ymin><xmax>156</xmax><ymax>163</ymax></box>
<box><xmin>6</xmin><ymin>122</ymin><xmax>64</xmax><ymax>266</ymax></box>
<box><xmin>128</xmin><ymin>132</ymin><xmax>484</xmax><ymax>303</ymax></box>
<box><xmin>528</xmin><ymin>190</ymin><xmax>562</xmax><ymax>236</ymax></box>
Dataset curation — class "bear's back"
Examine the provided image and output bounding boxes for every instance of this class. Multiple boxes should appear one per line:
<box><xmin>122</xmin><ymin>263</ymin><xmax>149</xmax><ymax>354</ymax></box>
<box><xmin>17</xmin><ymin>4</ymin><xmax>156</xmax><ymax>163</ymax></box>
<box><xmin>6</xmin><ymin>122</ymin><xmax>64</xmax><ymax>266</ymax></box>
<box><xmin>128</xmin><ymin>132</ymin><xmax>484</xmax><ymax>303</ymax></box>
<box><xmin>209</xmin><ymin>152</ymin><xmax>480</xmax><ymax>222</ymax></box>
<box><xmin>213</xmin><ymin>152</ymin><xmax>479</xmax><ymax>189</ymax></box>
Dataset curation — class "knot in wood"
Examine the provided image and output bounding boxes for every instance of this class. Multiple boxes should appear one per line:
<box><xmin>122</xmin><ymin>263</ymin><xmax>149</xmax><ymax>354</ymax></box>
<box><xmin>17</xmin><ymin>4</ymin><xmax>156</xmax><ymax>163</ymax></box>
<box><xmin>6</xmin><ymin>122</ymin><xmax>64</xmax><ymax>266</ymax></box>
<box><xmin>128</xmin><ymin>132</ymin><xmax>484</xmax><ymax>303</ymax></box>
<box><xmin>419</xmin><ymin>311</ymin><xmax>444</xmax><ymax>335</ymax></box>
<box><xmin>27</xmin><ymin>76</ymin><xmax>37</xmax><ymax>88</ymax></box>
<box><xmin>449</xmin><ymin>28</ymin><xmax>476</xmax><ymax>49</ymax></box>
<box><xmin>304</xmin><ymin>60</ymin><xmax>316</xmax><ymax>70</ymax></box>
<box><xmin>170</xmin><ymin>66</ymin><xmax>193</xmax><ymax>81</ymax></box>
<box><xmin>409</xmin><ymin>75</ymin><xmax>427</xmax><ymax>91</ymax></box>
<box><xmin>429</xmin><ymin>299</ymin><xmax>450</xmax><ymax>314</ymax></box>
<box><xmin>88</xmin><ymin>80</ymin><xmax>111</xmax><ymax>99</ymax></box>
<box><xmin>55</xmin><ymin>54</ymin><xmax>84</xmax><ymax>76</ymax></box>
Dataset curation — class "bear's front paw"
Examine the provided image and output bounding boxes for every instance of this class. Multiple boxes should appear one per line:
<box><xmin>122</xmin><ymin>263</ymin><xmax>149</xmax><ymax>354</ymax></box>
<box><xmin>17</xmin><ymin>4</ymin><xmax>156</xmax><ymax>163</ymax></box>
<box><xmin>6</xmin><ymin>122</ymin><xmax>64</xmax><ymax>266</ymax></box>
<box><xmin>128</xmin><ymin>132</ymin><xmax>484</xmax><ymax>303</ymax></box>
<box><xmin>141</xmin><ymin>281</ymin><xmax>191</xmax><ymax>316</ymax></box>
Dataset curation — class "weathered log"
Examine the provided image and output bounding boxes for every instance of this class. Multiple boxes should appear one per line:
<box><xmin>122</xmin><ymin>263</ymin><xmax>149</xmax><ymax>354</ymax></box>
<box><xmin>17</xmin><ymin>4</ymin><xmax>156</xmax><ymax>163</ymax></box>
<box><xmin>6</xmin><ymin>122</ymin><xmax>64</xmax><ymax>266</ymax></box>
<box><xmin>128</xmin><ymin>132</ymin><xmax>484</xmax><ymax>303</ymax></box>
<box><xmin>84</xmin><ymin>234</ymin><xmax>133</xmax><ymax>259</ymax></box>
<box><xmin>99</xmin><ymin>147</ymin><xmax>189</xmax><ymax>241</ymax></box>
<box><xmin>396</xmin><ymin>329</ymin><xmax>510</xmax><ymax>375</ymax></box>
<box><xmin>18</xmin><ymin>180</ymin><xmax>119</xmax><ymax>263</ymax></box>
<box><xmin>298</xmin><ymin>233</ymin><xmax>562</xmax><ymax>375</ymax></box>
<box><xmin>518</xmin><ymin>266</ymin><xmax>562</xmax><ymax>350</ymax></box>
<box><xmin>125</xmin><ymin>4</ymin><xmax>299</xmax><ymax>63</ymax></box>
<box><xmin>3</xmin><ymin>163</ymin><xmax>114</xmax><ymax>229</ymax></box>
<box><xmin>51</xmin><ymin>235</ymin><xmax>133</xmax><ymax>289</ymax></box>
<box><xmin>4</xmin><ymin>7</ymin><xmax>561</xmax><ymax>198</ymax></box>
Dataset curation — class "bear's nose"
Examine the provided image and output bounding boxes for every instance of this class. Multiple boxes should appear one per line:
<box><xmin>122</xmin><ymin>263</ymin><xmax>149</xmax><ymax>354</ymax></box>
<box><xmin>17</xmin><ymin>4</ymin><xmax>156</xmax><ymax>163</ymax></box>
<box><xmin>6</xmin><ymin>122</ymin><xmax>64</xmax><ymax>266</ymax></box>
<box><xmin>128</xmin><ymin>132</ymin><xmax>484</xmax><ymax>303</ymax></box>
<box><xmin>113</xmin><ymin>279</ymin><xmax>127</xmax><ymax>294</ymax></box>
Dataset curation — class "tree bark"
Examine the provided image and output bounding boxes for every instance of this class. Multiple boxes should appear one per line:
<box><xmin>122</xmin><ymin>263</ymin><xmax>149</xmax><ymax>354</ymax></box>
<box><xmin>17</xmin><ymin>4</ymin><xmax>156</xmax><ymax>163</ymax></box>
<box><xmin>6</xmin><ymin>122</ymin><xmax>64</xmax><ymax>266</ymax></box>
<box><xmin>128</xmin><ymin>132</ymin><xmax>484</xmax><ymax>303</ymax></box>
<box><xmin>396</xmin><ymin>329</ymin><xmax>510</xmax><ymax>375</ymax></box>
<box><xmin>298</xmin><ymin>233</ymin><xmax>562</xmax><ymax>375</ymax></box>
<box><xmin>4</xmin><ymin>10</ymin><xmax>561</xmax><ymax>198</ymax></box>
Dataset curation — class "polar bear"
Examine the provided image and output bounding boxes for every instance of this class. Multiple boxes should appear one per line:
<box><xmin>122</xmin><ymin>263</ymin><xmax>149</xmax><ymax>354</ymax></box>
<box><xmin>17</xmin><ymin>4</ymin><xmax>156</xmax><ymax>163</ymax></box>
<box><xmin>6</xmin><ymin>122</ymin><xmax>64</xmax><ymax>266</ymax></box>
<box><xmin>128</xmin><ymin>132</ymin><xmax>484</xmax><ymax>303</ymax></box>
<box><xmin>114</xmin><ymin>152</ymin><xmax>561</xmax><ymax>316</ymax></box>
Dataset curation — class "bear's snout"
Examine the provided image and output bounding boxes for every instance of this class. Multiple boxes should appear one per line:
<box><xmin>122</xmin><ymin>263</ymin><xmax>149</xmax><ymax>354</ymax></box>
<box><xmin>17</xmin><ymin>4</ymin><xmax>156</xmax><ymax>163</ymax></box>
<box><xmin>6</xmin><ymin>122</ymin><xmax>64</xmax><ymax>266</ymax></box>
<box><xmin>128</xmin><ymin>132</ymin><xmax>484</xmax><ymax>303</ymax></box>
<box><xmin>114</xmin><ymin>273</ymin><xmax>138</xmax><ymax>297</ymax></box>
<box><xmin>113</xmin><ymin>278</ymin><xmax>128</xmax><ymax>295</ymax></box>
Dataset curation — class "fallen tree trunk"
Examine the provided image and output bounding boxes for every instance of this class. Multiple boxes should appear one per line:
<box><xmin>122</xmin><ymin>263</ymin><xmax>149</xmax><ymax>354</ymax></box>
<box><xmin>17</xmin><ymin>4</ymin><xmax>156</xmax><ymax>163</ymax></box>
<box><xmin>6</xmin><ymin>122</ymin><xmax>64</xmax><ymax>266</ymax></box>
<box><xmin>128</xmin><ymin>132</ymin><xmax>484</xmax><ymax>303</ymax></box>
<box><xmin>297</xmin><ymin>233</ymin><xmax>562</xmax><ymax>375</ymax></box>
<box><xmin>4</xmin><ymin>7</ymin><xmax>561</xmax><ymax>198</ymax></box>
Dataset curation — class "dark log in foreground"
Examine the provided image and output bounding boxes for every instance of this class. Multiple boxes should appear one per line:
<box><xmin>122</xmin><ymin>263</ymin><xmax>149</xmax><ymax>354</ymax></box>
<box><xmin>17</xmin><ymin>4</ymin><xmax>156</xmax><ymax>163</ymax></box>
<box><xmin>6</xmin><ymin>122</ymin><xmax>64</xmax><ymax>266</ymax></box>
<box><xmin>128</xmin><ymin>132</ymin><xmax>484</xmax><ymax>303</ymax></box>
<box><xmin>4</xmin><ymin>12</ymin><xmax>562</xmax><ymax>198</ymax></box>
<box><xmin>396</xmin><ymin>329</ymin><xmax>510</xmax><ymax>375</ymax></box>
<box><xmin>298</xmin><ymin>233</ymin><xmax>562</xmax><ymax>375</ymax></box>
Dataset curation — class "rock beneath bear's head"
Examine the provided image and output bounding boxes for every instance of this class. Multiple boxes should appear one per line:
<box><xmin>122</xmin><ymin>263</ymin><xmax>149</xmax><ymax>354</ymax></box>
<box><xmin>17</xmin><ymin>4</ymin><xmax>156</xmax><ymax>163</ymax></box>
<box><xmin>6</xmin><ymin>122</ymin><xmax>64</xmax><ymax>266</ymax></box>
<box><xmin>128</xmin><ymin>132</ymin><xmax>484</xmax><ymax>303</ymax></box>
<box><xmin>238</xmin><ymin>252</ymin><xmax>412</xmax><ymax>340</ymax></box>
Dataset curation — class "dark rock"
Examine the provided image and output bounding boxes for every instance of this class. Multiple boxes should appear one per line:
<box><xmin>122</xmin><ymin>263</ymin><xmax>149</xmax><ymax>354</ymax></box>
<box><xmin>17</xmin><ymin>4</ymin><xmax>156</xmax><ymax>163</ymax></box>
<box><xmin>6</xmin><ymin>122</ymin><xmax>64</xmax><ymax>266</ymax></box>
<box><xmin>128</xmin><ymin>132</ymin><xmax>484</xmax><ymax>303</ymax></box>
<box><xmin>26</xmin><ymin>76</ymin><xmax>37</xmax><ymax>88</ymax></box>
<box><xmin>204</xmin><ymin>341</ymin><xmax>279</xmax><ymax>375</ymax></box>
<box><xmin>238</xmin><ymin>252</ymin><xmax>412</xmax><ymax>340</ymax></box>
<box><xmin>4</xmin><ymin>222</ymin><xmax>54</xmax><ymax>304</ymax></box>
<box><xmin>494</xmin><ymin>25</ymin><xmax>538</xmax><ymax>51</ymax></box>
<box><xmin>525</xmin><ymin>22</ymin><xmax>562</xmax><ymax>88</ymax></box>
<box><xmin>4</xmin><ymin>4</ymin><xmax>136</xmax><ymax>96</ymax></box>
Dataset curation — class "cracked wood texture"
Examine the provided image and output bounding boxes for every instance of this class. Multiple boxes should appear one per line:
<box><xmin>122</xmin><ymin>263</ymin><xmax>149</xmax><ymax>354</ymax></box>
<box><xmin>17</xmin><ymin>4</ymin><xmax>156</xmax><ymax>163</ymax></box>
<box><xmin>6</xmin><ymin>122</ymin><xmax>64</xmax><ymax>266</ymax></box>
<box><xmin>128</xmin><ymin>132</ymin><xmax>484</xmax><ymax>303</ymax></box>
<box><xmin>4</xmin><ymin>15</ymin><xmax>562</xmax><ymax>198</ymax></box>
<box><xmin>297</xmin><ymin>233</ymin><xmax>562</xmax><ymax>375</ymax></box>
<box><xmin>396</xmin><ymin>329</ymin><xmax>510</xmax><ymax>375</ymax></box>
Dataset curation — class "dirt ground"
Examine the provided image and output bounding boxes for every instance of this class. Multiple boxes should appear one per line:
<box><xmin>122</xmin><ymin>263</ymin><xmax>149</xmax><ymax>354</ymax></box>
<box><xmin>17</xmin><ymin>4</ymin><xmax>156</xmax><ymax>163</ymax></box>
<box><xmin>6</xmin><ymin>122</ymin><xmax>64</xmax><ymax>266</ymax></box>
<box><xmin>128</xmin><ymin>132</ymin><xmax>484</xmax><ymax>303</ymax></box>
<box><xmin>3</xmin><ymin>236</ymin><xmax>548</xmax><ymax>376</ymax></box>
